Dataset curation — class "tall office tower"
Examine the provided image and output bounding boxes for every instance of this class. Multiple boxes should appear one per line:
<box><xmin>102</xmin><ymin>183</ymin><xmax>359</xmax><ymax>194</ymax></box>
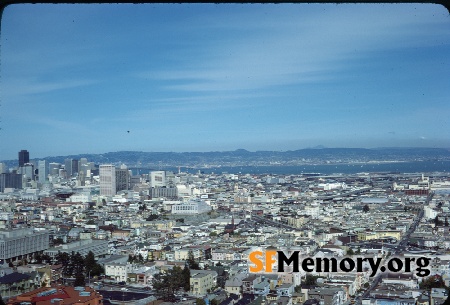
<box><xmin>0</xmin><ymin>173</ymin><xmax>22</xmax><ymax>192</ymax></box>
<box><xmin>80</xmin><ymin>164</ymin><xmax>89</xmax><ymax>176</ymax></box>
<box><xmin>150</xmin><ymin>171</ymin><xmax>166</xmax><ymax>188</ymax></box>
<box><xmin>20</xmin><ymin>163</ymin><xmax>34</xmax><ymax>181</ymax></box>
<box><xmin>49</xmin><ymin>163</ymin><xmax>61</xmax><ymax>176</ymax></box>
<box><xmin>80</xmin><ymin>158</ymin><xmax>88</xmax><ymax>168</ymax></box>
<box><xmin>115</xmin><ymin>164</ymin><xmax>129</xmax><ymax>193</ymax></box>
<box><xmin>100</xmin><ymin>164</ymin><xmax>116</xmax><ymax>197</ymax></box>
<box><xmin>38</xmin><ymin>160</ymin><xmax>49</xmax><ymax>183</ymax></box>
<box><xmin>78</xmin><ymin>170</ymin><xmax>86</xmax><ymax>186</ymax></box>
<box><xmin>0</xmin><ymin>163</ymin><xmax>5</xmax><ymax>174</ymax></box>
<box><xmin>64</xmin><ymin>158</ymin><xmax>73</xmax><ymax>177</ymax></box>
<box><xmin>18</xmin><ymin>150</ymin><xmax>29</xmax><ymax>167</ymax></box>
<box><xmin>71</xmin><ymin>159</ymin><xmax>79</xmax><ymax>175</ymax></box>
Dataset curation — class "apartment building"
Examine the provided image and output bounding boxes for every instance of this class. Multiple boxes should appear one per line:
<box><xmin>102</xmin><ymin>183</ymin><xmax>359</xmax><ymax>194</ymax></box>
<box><xmin>190</xmin><ymin>269</ymin><xmax>218</xmax><ymax>296</ymax></box>
<box><xmin>0</xmin><ymin>228</ymin><xmax>49</xmax><ymax>262</ymax></box>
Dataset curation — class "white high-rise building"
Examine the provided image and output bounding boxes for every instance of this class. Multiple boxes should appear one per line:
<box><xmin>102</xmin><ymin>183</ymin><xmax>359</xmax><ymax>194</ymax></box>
<box><xmin>80</xmin><ymin>158</ymin><xmax>88</xmax><ymax>168</ymax></box>
<box><xmin>38</xmin><ymin>160</ymin><xmax>49</xmax><ymax>183</ymax></box>
<box><xmin>150</xmin><ymin>171</ymin><xmax>166</xmax><ymax>188</ymax></box>
<box><xmin>49</xmin><ymin>163</ymin><xmax>60</xmax><ymax>176</ymax></box>
<box><xmin>0</xmin><ymin>163</ymin><xmax>5</xmax><ymax>174</ymax></box>
<box><xmin>20</xmin><ymin>163</ymin><xmax>34</xmax><ymax>181</ymax></box>
<box><xmin>100</xmin><ymin>164</ymin><xmax>116</xmax><ymax>197</ymax></box>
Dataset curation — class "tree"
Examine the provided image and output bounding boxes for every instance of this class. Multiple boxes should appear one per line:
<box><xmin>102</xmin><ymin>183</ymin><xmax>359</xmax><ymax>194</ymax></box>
<box><xmin>187</xmin><ymin>250</ymin><xmax>200</xmax><ymax>270</ymax></box>
<box><xmin>53</xmin><ymin>237</ymin><xmax>64</xmax><ymax>246</ymax></box>
<box><xmin>72</xmin><ymin>252</ymin><xmax>85</xmax><ymax>277</ymax></box>
<box><xmin>146</xmin><ymin>214</ymin><xmax>159</xmax><ymax>221</ymax></box>
<box><xmin>182</xmin><ymin>266</ymin><xmax>191</xmax><ymax>292</ymax></box>
<box><xmin>84</xmin><ymin>251</ymin><xmax>104</xmax><ymax>277</ymax></box>
<box><xmin>435</xmin><ymin>216</ymin><xmax>443</xmax><ymax>226</ymax></box>
<box><xmin>55</xmin><ymin>252</ymin><xmax>70</xmax><ymax>277</ymax></box>
<box><xmin>84</xmin><ymin>251</ymin><xmax>96</xmax><ymax>276</ymax></box>
<box><xmin>347</xmin><ymin>248</ymin><xmax>354</xmax><ymax>256</ymax></box>
<box><xmin>363</xmin><ymin>204</ymin><xmax>370</xmax><ymax>213</ymax></box>
<box><xmin>34</xmin><ymin>252</ymin><xmax>43</xmax><ymax>264</ymax></box>
<box><xmin>74</xmin><ymin>272</ymin><xmax>86</xmax><ymax>286</ymax></box>
<box><xmin>93</xmin><ymin>264</ymin><xmax>104</xmax><ymax>277</ymax></box>
<box><xmin>419</xmin><ymin>275</ymin><xmax>445</xmax><ymax>290</ymax></box>
<box><xmin>196</xmin><ymin>299</ymin><xmax>206</xmax><ymax>305</ymax></box>
<box><xmin>152</xmin><ymin>266</ymin><xmax>185</xmax><ymax>301</ymax></box>
<box><xmin>303</xmin><ymin>274</ymin><xmax>318</xmax><ymax>286</ymax></box>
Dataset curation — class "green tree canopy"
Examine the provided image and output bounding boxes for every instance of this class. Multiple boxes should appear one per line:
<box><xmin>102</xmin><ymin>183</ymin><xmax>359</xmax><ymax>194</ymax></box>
<box><xmin>419</xmin><ymin>275</ymin><xmax>445</xmax><ymax>290</ymax></box>
<box><xmin>303</xmin><ymin>274</ymin><xmax>319</xmax><ymax>286</ymax></box>
<box><xmin>182</xmin><ymin>266</ymin><xmax>191</xmax><ymax>292</ymax></box>
<box><xmin>152</xmin><ymin>266</ymin><xmax>186</xmax><ymax>301</ymax></box>
<box><xmin>196</xmin><ymin>299</ymin><xmax>206</xmax><ymax>305</ymax></box>
<box><xmin>187</xmin><ymin>250</ymin><xmax>200</xmax><ymax>270</ymax></box>
<box><xmin>74</xmin><ymin>272</ymin><xmax>86</xmax><ymax>287</ymax></box>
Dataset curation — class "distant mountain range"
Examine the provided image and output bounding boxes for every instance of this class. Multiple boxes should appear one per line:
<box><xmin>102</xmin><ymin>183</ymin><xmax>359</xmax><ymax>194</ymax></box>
<box><xmin>2</xmin><ymin>147</ymin><xmax>450</xmax><ymax>169</ymax></box>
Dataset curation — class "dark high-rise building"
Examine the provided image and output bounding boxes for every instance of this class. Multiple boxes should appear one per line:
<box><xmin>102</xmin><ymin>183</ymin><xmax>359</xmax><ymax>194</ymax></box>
<box><xmin>0</xmin><ymin>173</ymin><xmax>22</xmax><ymax>192</ymax></box>
<box><xmin>71</xmin><ymin>159</ymin><xmax>79</xmax><ymax>175</ymax></box>
<box><xmin>18</xmin><ymin>150</ymin><xmax>29</xmax><ymax>167</ymax></box>
<box><xmin>115</xmin><ymin>166</ymin><xmax>130</xmax><ymax>193</ymax></box>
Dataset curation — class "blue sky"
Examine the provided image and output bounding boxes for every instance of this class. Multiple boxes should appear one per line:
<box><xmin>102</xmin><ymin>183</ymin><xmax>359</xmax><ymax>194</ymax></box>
<box><xmin>1</xmin><ymin>3</ymin><xmax>449</xmax><ymax>160</ymax></box>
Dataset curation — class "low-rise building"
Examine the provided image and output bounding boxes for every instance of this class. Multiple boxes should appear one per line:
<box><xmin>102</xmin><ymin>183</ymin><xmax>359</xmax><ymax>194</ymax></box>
<box><xmin>190</xmin><ymin>269</ymin><xmax>218</xmax><ymax>296</ymax></box>
<box><xmin>6</xmin><ymin>285</ymin><xmax>103</xmax><ymax>305</ymax></box>
<box><xmin>44</xmin><ymin>239</ymin><xmax>108</xmax><ymax>259</ymax></box>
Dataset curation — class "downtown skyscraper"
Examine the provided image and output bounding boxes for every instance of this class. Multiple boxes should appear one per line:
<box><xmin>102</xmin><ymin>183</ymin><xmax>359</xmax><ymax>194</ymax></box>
<box><xmin>99</xmin><ymin>164</ymin><xmax>116</xmax><ymax>197</ymax></box>
<box><xmin>18</xmin><ymin>150</ymin><xmax>29</xmax><ymax>167</ymax></box>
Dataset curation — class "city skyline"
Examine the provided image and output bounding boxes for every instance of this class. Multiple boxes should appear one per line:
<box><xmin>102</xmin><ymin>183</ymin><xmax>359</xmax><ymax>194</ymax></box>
<box><xmin>1</xmin><ymin>3</ymin><xmax>450</xmax><ymax>160</ymax></box>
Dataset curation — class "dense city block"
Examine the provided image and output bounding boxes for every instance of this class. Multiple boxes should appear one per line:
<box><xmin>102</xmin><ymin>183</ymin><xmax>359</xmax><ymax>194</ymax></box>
<box><xmin>1</xmin><ymin>151</ymin><xmax>450</xmax><ymax>305</ymax></box>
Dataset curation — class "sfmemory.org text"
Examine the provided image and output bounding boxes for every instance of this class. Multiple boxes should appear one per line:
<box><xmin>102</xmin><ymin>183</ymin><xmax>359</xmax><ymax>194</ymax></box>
<box><xmin>249</xmin><ymin>250</ymin><xmax>430</xmax><ymax>277</ymax></box>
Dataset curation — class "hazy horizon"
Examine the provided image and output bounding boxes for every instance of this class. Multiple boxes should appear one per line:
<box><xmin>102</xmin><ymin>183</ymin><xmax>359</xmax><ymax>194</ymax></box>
<box><xmin>1</xmin><ymin>4</ymin><xmax>449</xmax><ymax>160</ymax></box>
<box><xmin>2</xmin><ymin>146</ymin><xmax>450</xmax><ymax>163</ymax></box>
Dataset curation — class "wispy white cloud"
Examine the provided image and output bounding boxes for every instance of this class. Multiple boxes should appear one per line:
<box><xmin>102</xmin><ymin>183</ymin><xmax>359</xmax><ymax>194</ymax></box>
<box><xmin>134</xmin><ymin>4</ymin><xmax>449</xmax><ymax>94</ymax></box>
<box><xmin>2</xmin><ymin>78</ymin><xmax>99</xmax><ymax>100</ymax></box>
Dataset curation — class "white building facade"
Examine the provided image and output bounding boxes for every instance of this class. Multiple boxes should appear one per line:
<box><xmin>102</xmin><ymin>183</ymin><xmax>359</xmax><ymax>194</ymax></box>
<box><xmin>171</xmin><ymin>199</ymin><xmax>211</xmax><ymax>215</ymax></box>
<box><xmin>100</xmin><ymin>164</ymin><xmax>116</xmax><ymax>197</ymax></box>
